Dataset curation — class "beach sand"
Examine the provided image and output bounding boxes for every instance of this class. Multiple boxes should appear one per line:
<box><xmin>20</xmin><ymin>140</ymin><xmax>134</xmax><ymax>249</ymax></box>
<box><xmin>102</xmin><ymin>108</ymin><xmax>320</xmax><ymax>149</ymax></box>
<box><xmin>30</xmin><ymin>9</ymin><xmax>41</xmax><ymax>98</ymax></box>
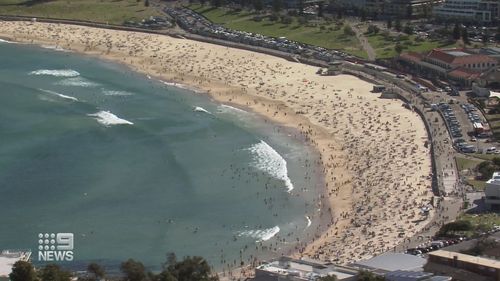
<box><xmin>0</xmin><ymin>21</ymin><xmax>433</xmax><ymax>265</ymax></box>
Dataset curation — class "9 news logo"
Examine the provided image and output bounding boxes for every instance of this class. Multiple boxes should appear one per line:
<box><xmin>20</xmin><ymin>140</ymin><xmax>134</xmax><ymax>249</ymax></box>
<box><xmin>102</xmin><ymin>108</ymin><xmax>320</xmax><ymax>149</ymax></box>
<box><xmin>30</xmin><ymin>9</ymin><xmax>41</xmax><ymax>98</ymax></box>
<box><xmin>37</xmin><ymin>233</ymin><xmax>74</xmax><ymax>262</ymax></box>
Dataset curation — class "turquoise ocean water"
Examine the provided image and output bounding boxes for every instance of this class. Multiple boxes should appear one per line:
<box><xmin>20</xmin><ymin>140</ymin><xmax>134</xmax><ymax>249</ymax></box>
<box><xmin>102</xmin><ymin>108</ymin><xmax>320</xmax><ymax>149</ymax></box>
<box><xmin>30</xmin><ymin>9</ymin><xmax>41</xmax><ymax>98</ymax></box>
<box><xmin>0</xmin><ymin>41</ymin><xmax>325</xmax><ymax>272</ymax></box>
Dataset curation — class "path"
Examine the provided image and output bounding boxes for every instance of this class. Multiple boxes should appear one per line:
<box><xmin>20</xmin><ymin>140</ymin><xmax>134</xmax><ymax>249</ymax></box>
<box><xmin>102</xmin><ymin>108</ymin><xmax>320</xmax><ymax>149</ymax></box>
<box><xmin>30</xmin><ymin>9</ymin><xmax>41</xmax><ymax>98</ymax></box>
<box><xmin>349</xmin><ymin>22</ymin><xmax>376</xmax><ymax>61</ymax></box>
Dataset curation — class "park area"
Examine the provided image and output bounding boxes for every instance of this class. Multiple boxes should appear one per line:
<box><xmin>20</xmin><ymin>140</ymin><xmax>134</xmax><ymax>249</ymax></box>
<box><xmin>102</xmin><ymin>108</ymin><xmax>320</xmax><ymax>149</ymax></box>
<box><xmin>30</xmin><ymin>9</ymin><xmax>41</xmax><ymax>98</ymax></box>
<box><xmin>187</xmin><ymin>3</ymin><xmax>367</xmax><ymax>58</ymax></box>
<box><xmin>0</xmin><ymin>0</ymin><xmax>161</xmax><ymax>24</ymax></box>
<box><xmin>186</xmin><ymin>3</ymin><xmax>460</xmax><ymax>59</ymax></box>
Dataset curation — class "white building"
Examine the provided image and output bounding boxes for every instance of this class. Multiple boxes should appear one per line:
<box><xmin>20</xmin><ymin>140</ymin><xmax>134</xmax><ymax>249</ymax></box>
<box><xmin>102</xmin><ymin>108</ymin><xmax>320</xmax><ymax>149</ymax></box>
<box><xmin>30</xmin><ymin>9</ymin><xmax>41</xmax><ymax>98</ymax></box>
<box><xmin>255</xmin><ymin>257</ymin><xmax>358</xmax><ymax>281</ymax></box>
<box><xmin>433</xmin><ymin>0</ymin><xmax>499</xmax><ymax>22</ymax></box>
<box><xmin>485</xmin><ymin>172</ymin><xmax>500</xmax><ymax>210</ymax></box>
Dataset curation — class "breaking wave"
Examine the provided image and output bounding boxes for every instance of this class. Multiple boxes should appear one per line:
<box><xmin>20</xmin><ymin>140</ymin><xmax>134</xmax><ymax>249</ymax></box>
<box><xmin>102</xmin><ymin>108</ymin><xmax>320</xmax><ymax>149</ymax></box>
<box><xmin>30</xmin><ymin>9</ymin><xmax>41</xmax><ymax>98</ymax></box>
<box><xmin>248</xmin><ymin>140</ymin><xmax>294</xmax><ymax>192</ymax></box>
<box><xmin>57</xmin><ymin>77</ymin><xmax>99</xmax><ymax>87</ymax></box>
<box><xmin>39</xmin><ymin>89</ymin><xmax>78</xmax><ymax>102</ymax></box>
<box><xmin>193</xmin><ymin>106</ymin><xmax>211</xmax><ymax>114</ymax></box>
<box><xmin>30</xmin><ymin>69</ymin><xmax>80</xmax><ymax>77</ymax></box>
<box><xmin>88</xmin><ymin>111</ymin><xmax>133</xmax><ymax>126</ymax></box>
<box><xmin>236</xmin><ymin>226</ymin><xmax>280</xmax><ymax>242</ymax></box>
<box><xmin>218</xmin><ymin>104</ymin><xmax>248</xmax><ymax>114</ymax></box>
<box><xmin>103</xmin><ymin>90</ymin><xmax>134</xmax><ymax>96</ymax></box>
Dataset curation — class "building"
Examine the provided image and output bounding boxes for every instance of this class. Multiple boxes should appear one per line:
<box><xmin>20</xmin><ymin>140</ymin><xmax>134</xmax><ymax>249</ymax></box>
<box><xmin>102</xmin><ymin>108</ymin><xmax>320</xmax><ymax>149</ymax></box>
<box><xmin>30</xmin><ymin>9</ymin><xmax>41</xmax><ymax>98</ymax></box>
<box><xmin>387</xmin><ymin>0</ymin><xmax>443</xmax><ymax>18</ymax></box>
<box><xmin>385</xmin><ymin>270</ymin><xmax>451</xmax><ymax>281</ymax></box>
<box><xmin>352</xmin><ymin>253</ymin><xmax>428</xmax><ymax>274</ymax></box>
<box><xmin>426</xmin><ymin>250</ymin><xmax>500</xmax><ymax>281</ymax></box>
<box><xmin>0</xmin><ymin>250</ymin><xmax>31</xmax><ymax>277</ymax></box>
<box><xmin>254</xmin><ymin>257</ymin><xmax>358</xmax><ymax>281</ymax></box>
<box><xmin>485</xmin><ymin>171</ymin><xmax>500</xmax><ymax>210</ymax></box>
<box><xmin>398</xmin><ymin>48</ymin><xmax>498</xmax><ymax>87</ymax></box>
<box><xmin>433</xmin><ymin>0</ymin><xmax>500</xmax><ymax>22</ymax></box>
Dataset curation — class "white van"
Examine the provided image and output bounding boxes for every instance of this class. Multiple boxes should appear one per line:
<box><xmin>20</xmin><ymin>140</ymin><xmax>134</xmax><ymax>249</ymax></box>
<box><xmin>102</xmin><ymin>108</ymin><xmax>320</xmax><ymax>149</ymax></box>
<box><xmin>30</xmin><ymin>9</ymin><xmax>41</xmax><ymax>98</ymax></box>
<box><xmin>486</xmin><ymin>147</ymin><xmax>497</xmax><ymax>154</ymax></box>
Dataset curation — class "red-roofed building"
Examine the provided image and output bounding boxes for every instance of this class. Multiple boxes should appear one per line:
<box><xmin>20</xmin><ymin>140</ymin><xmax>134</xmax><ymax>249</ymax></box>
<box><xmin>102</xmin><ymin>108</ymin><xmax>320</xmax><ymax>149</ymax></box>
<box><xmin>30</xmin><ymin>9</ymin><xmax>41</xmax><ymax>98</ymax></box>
<box><xmin>398</xmin><ymin>48</ymin><xmax>498</xmax><ymax>87</ymax></box>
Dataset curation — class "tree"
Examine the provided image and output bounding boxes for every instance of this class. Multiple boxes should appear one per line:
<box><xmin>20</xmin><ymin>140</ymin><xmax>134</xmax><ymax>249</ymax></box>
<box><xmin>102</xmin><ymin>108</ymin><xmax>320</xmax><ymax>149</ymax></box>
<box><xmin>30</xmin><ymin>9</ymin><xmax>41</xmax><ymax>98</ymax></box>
<box><xmin>386</xmin><ymin>18</ymin><xmax>392</xmax><ymax>29</ymax></box>
<box><xmin>252</xmin><ymin>0</ymin><xmax>263</xmax><ymax>11</ymax></box>
<box><xmin>87</xmin><ymin>263</ymin><xmax>105</xmax><ymax>281</ymax></box>
<box><xmin>343</xmin><ymin>25</ymin><xmax>355</xmax><ymax>36</ymax></box>
<box><xmin>200</xmin><ymin>0</ymin><xmax>206</xmax><ymax>5</ymax></box>
<box><xmin>394</xmin><ymin>19</ymin><xmax>402</xmax><ymax>32</ymax></box>
<box><xmin>318</xmin><ymin>275</ymin><xmax>338</xmax><ymax>281</ymax></box>
<box><xmin>163</xmin><ymin>256</ymin><xmax>218</xmax><ymax>281</ymax></box>
<box><xmin>438</xmin><ymin>220</ymin><xmax>473</xmax><ymax>236</ymax></box>
<box><xmin>281</xmin><ymin>15</ymin><xmax>292</xmax><ymax>24</ymax></box>
<box><xmin>9</xmin><ymin>261</ymin><xmax>37</xmax><ymax>281</ymax></box>
<box><xmin>39</xmin><ymin>264</ymin><xmax>71</xmax><ymax>281</ymax></box>
<box><xmin>482</xmin><ymin>33</ymin><xmax>489</xmax><ymax>44</ymax></box>
<box><xmin>478</xmin><ymin>161</ymin><xmax>496</xmax><ymax>179</ymax></box>
<box><xmin>360</xmin><ymin>8</ymin><xmax>367</xmax><ymax>22</ymax></box>
<box><xmin>395</xmin><ymin>43</ymin><xmax>403</xmax><ymax>54</ymax></box>
<box><xmin>144</xmin><ymin>0</ymin><xmax>149</xmax><ymax>7</ymax></box>
<box><xmin>403</xmin><ymin>23</ymin><xmax>413</xmax><ymax>35</ymax></box>
<box><xmin>357</xmin><ymin>270</ymin><xmax>385</xmax><ymax>281</ymax></box>
<box><xmin>367</xmin><ymin>24</ymin><xmax>380</xmax><ymax>34</ymax></box>
<box><xmin>318</xmin><ymin>2</ymin><xmax>324</xmax><ymax>17</ymax></box>
<box><xmin>298</xmin><ymin>0</ymin><xmax>304</xmax><ymax>14</ymax></box>
<box><xmin>406</xmin><ymin>4</ymin><xmax>413</xmax><ymax>18</ymax></box>
<box><xmin>461</xmin><ymin>27</ymin><xmax>470</xmax><ymax>44</ymax></box>
<box><xmin>272</xmin><ymin>0</ymin><xmax>283</xmax><ymax>13</ymax></box>
<box><xmin>453</xmin><ymin>23</ymin><xmax>461</xmax><ymax>40</ymax></box>
<box><xmin>121</xmin><ymin>259</ymin><xmax>147</xmax><ymax>281</ymax></box>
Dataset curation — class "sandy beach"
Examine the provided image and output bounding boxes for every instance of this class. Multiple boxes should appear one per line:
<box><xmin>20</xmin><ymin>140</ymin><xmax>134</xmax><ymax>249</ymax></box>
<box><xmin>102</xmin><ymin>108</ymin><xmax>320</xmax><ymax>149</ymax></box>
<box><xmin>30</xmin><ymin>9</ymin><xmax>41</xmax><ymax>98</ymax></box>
<box><xmin>0</xmin><ymin>21</ymin><xmax>433</xmax><ymax>265</ymax></box>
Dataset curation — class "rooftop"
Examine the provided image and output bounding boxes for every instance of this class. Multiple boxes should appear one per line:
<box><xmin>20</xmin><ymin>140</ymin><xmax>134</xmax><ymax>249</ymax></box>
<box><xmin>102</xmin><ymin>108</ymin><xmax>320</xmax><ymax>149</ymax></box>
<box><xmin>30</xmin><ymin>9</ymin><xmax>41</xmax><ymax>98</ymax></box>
<box><xmin>445</xmin><ymin>51</ymin><xmax>470</xmax><ymax>57</ymax></box>
<box><xmin>256</xmin><ymin>257</ymin><xmax>358</xmax><ymax>281</ymax></box>
<box><xmin>0</xmin><ymin>250</ymin><xmax>31</xmax><ymax>277</ymax></box>
<box><xmin>486</xmin><ymin>171</ymin><xmax>500</xmax><ymax>185</ymax></box>
<box><xmin>427</xmin><ymin>48</ymin><xmax>496</xmax><ymax>65</ymax></box>
<box><xmin>428</xmin><ymin>250</ymin><xmax>500</xmax><ymax>269</ymax></box>
<box><xmin>352</xmin><ymin>253</ymin><xmax>427</xmax><ymax>272</ymax></box>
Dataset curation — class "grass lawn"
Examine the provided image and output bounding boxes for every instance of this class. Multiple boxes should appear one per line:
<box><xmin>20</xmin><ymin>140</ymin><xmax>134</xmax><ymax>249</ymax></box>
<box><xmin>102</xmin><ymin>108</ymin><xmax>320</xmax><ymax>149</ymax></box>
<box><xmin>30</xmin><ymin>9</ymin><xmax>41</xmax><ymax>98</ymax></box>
<box><xmin>366</xmin><ymin>33</ymin><xmax>457</xmax><ymax>59</ymax></box>
<box><xmin>456</xmin><ymin>156</ymin><xmax>493</xmax><ymax>190</ymax></box>
<box><xmin>484</xmin><ymin>113</ymin><xmax>500</xmax><ymax>141</ymax></box>
<box><xmin>467</xmin><ymin>179</ymin><xmax>487</xmax><ymax>190</ymax></box>
<box><xmin>456</xmin><ymin>156</ymin><xmax>483</xmax><ymax>171</ymax></box>
<box><xmin>187</xmin><ymin>4</ymin><xmax>366</xmax><ymax>58</ymax></box>
<box><xmin>459</xmin><ymin>213</ymin><xmax>500</xmax><ymax>229</ymax></box>
<box><xmin>472</xmin><ymin>153</ymin><xmax>499</xmax><ymax>161</ymax></box>
<box><xmin>0</xmin><ymin>0</ymin><xmax>162</xmax><ymax>25</ymax></box>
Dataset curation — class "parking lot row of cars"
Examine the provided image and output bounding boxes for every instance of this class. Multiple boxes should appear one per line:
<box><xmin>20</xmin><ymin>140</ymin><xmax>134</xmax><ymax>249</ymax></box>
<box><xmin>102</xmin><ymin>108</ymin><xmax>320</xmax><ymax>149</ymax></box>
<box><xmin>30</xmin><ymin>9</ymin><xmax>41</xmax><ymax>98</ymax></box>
<box><xmin>438</xmin><ymin>103</ymin><xmax>463</xmax><ymax>139</ymax></box>
<box><xmin>405</xmin><ymin>237</ymin><xmax>466</xmax><ymax>256</ymax></box>
<box><xmin>165</xmin><ymin>7</ymin><xmax>349</xmax><ymax>63</ymax></box>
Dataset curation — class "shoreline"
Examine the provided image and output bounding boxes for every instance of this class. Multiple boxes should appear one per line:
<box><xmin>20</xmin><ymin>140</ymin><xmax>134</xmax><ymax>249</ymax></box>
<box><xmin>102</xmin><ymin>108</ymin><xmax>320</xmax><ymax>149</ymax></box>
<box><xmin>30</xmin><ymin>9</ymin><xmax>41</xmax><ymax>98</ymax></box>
<box><xmin>0</xmin><ymin>21</ymin><xmax>433</xmax><ymax>266</ymax></box>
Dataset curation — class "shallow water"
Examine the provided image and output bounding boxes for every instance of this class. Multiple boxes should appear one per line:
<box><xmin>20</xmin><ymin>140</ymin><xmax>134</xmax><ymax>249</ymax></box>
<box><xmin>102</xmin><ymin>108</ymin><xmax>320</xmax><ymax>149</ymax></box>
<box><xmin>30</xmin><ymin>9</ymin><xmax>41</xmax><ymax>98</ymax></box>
<box><xmin>0</xmin><ymin>42</ymin><xmax>325</xmax><ymax>271</ymax></box>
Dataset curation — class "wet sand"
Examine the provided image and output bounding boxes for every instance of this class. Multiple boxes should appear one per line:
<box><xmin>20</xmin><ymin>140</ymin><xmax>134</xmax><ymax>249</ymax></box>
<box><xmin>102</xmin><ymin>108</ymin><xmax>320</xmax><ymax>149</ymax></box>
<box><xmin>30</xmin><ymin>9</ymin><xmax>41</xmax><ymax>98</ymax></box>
<box><xmin>0</xmin><ymin>21</ymin><xmax>433</xmax><ymax>265</ymax></box>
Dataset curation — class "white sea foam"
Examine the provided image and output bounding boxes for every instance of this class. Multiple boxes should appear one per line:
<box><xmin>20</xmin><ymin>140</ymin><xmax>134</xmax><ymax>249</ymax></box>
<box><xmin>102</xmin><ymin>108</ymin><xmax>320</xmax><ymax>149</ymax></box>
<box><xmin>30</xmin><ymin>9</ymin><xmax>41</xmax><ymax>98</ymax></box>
<box><xmin>0</xmin><ymin>38</ymin><xmax>14</xmax><ymax>44</ymax></box>
<box><xmin>236</xmin><ymin>226</ymin><xmax>280</xmax><ymax>242</ymax></box>
<box><xmin>41</xmin><ymin>45</ymin><xmax>69</xmax><ymax>52</ymax></box>
<box><xmin>218</xmin><ymin>104</ymin><xmax>248</xmax><ymax>114</ymax></box>
<box><xmin>305</xmin><ymin>216</ymin><xmax>312</xmax><ymax>228</ymax></box>
<box><xmin>193</xmin><ymin>106</ymin><xmax>211</xmax><ymax>114</ymax></box>
<box><xmin>39</xmin><ymin>89</ymin><xmax>78</xmax><ymax>101</ymax></box>
<box><xmin>161</xmin><ymin>80</ymin><xmax>203</xmax><ymax>93</ymax></box>
<box><xmin>30</xmin><ymin>69</ymin><xmax>80</xmax><ymax>77</ymax></box>
<box><xmin>103</xmin><ymin>90</ymin><xmax>134</xmax><ymax>96</ymax></box>
<box><xmin>57</xmin><ymin>77</ymin><xmax>99</xmax><ymax>87</ymax></box>
<box><xmin>248</xmin><ymin>140</ymin><xmax>294</xmax><ymax>192</ymax></box>
<box><xmin>88</xmin><ymin>111</ymin><xmax>133</xmax><ymax>126</ymax></box>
